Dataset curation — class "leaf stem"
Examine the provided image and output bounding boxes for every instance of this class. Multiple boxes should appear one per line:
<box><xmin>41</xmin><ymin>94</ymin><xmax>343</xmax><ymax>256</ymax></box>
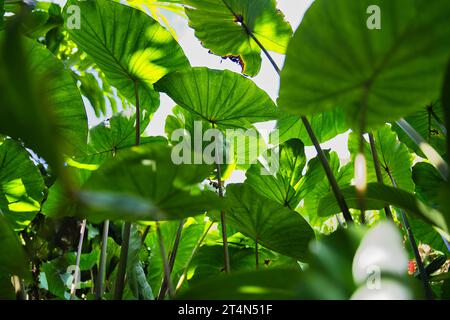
<box><xmin>95</xmin><ymin>220</ymin><xmax>109</xmax><ymax>300</ymax></box>
<box><xmin>211</xmin><ymin>123</ymin><xmax>231</xmax><ymax>273</ymax></box>
<box><xmin>113</xmin><ymin>221</ymin><xmax>131</xmax><ymax>300</ymax></box>
<box><xmin>176</xmin><ymin>220</ymin><xmax>214</xmax><ymax>292</ymax></box>
<box><xmin>234</xmin><ymin>18</ymin><xmax>353</xmax><ymax>223</ymax></box>
<box><xmin>216</xmin><ymin>161</ymin><xmax>231</xmax><ymax>273</ymax></box>
<box><xmin>302</xmin><ymin>117</ymin><xmax>353</xmax><ymax>223</ymax></box>
<box><xmin>156</xmin><ymin>222</ymin><xmax>175</xmax><ymax>299</ymax></box>
<box><xmin>368</xmin><ymin>133</ymin><xmax>392</xmax><ymax>220</ymax></box>
<box><xmin>158</xmin><ymin>219</ymin><xmax>184</xmax><ymax>300</ymax></box>
<box><xmin>386</xmin><ymin>170</ymin><xmax>433</xmax><ymax>300</ymax></box>
<box><xmin>113</xmin><ymin>80</ymin><xmax>141</xmax><ymax>300</ymax></box>
<box><xmin>70</xmin><ymin>218</ymin><xmax>86</xmax><ymax>300</ymax></box>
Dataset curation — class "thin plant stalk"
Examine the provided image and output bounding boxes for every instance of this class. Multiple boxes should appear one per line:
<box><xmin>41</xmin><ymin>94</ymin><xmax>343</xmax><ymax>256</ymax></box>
<box><xmin>113</xmin><ymin>80</ymin><xmax>141</xmax><ymax>300</ymax></box>
<box><xmin>156</xmin><ymin>222</ymin><xmax>175</xmax><ymax>299</ymax></box>
<box><xmin>12</xmin><ymin>276</ymin><xmax>26</xmax><ymax>300</ymax></box>
<box><xmin>70</xmin><ymin>218</ymin><xmax>86</xmax><ymax>300</ymax></box>
<box><xmin>211</xmin><ymin>123</ymin><xmax>231</xmax><ymax>273</ymax></box>
<box><xmin>95</xmin><ymin>220</ymin><xmax>109</xmax><ymax>300</ymax></box>
<box><xmin>158</xmin><ymin>219</ymin><xmax>184</xmax><ymax>300</ymax></box>
<box><xmin>386</xmin><ymin>171</ymin><xmax>433</xmax><ymax>300</ymax></box>
<box><xmin>368</xmin><ymin>133</ymin><xmax>393</xmax><ymax>220</ymax></box>
<box><xmin>216</xmin><ymin>161</ymin><xmax>231</xmax><ymax>273</ymax></box>
<box><xmin>231</xmin><ymin>14</ymin><xmax>353</xmax><ymax>223</ymax></box>
<box><xmin>176</xmin><ymin>220</ymin><xmax>214</xmax><ymax>292</ymax></box>
<box><xmin>302</xmin><ymin>118</ymin><xmax>353</xmax><ymax>223</ymax></box>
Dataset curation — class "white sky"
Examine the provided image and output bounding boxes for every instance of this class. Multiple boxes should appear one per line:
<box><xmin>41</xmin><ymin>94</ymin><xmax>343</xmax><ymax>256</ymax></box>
<box><xmin>49</xmin><ymin>0</ymin><xmax>350</xmax><ymax>179</ymax></box>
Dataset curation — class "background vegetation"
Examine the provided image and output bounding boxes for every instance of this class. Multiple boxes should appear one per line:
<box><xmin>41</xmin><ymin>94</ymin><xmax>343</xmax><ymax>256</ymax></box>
<box><xmin>0</xmin><ymin>0</ymin><xmax>449</xmax><ymax>300</ymax></box>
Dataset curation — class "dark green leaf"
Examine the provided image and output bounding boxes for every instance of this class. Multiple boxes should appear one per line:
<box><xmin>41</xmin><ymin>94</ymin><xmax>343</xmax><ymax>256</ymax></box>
<box><xmin>225</xmin><ymin>183</ymin><xmax>315</xmax><ymax>261</ymax></box>
<box><xmin>279</xmin><ymin>0</ymin><xmax>450</xmax><ymax>129</ymax></box>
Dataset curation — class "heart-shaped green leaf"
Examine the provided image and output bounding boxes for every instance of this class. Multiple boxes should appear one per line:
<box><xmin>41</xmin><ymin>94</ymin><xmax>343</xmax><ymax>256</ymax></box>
<box><xmin>279</xmin><ymin>0</ymin><xmax>450</xmax><ymax>130</ymax></box>
<box><xmin>155</xmin><ymin>67</ymin><xmax>278</xmax><ymax>129</ymax></box>
<box><xmin>0</xmin><ymin>139</ymin><xmax>45</xmax><ymax>230</ymax></box>
<box><xmin>64</xmin><ymin>0</ymin><xmax>190</xmax><ymax>113</ymax></box>
<box><xmin>225</xmin><ymin>183</ymin><xmax>315</xmax><ymax>261</ymax></box>
<box><xmin>183</xmin><ymin>0</ymin><xmax>292</xmax><ymax>76</ymax></box>
<box><xmin>245</xmin><ymin>139</ymin><xmax>306</xmax><ymax>209</ymax></box>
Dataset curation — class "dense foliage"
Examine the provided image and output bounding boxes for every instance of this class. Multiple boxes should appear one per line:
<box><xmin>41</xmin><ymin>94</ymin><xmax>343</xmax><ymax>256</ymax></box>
<box><xmin>0</xmin><ymin>0</ymin><xmax>450</xmax><ymax>300</ymax></box>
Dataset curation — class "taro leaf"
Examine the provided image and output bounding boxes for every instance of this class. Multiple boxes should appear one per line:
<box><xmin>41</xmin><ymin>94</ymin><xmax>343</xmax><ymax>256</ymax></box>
<box><xmin>155</xmin><ymin>67</ymin><xmax>278</xmax><ymax>129</ymax></box>
<box><xmin>225</xmin><ymin>183</ymin><xmax>315</xmax><ymax>261</ymax></box>
<box><xmin>146</xmin><ymin>220</ymin><xmax>204</xmax><ymax>295</ymax></box>
<box><xmin>0</xmin><ymin>274</ymin><xmax>15</xmax><ymax>300</ymax></box>
<box><xmin>275</xmin><ymin>108</ymin><xmax>348</xmax><ymax>146</ymax></box>
<box><xmin>70</xmin><ymin>111</ymin><xmax>166</xmax><ymax>183</ymax></box>
<box><xmin>279</xmin><ymin>0</ymin><xmax>450</xmax><ymax>130</ymax></box>
<box><xmin>187</xmin><ymin>245</ymin><xmax>298</xmax><ymax>286</ymax></box>
<box><xmin>127</xmin><ymin>225</ymin><xmax>154</xmax><ymax>300</ymax></box>
<box><xmin>183</xmin><ymin>0</ymin><xmax>292</xmax><ymax>77</ymax></box>
<box><xmin>245</xmin><ymin>139</ymin><xmax>306</xmax><ymax>209</ymax></box>
<box><xmin>410</xmin><ymin>218</ymin><xmax>449</xmax><ymax>253</ymax></box>
<box><xmin>318</xmin><ymin>183</ymin><xmax>449</xmax><ymax>236</ymax></box>
<box><xmin>0</xmin><ymin>215</ymin><xmax>30</xmax><ymax>281</ymax></box>
<box><xmin>392</xmin><ymin>102</ymin><xmax>447</xmax><ymax>158</ymax></box>
<box><xmin>78</xmin><ymin>144</ymin><xmax>219</xmax><ymax>222</ymax></box>
<box><xmin>349</xmin><ymin>125</ymin><xmax>414</xmax><ymax>192</ymax></box>
<box><xmin>178</xmin><ymin>269</ymin><xmax>303</xmax><ymax>300</ymax></box>
<box><xmin>166</xmin><ymin>105</ymin><xmax>267</xmax><ymax>173</ymax></box>
<box><xmin>0</xmin><ymin>139</ymin><xmax>45</xmax><ymax>230</ymax></box>
<box><xmin>299</xmin><ymin>151</ymin><xmax>353</xmax><ymax>225</ymax></box>
<box><xmin>39</xmin><ymin>260</ymin><xmax>69</xmax><ymax>299</ymax></box>
<box><xmin>64</xmin><ymin>0</ymin><xmax>190</xmax><ymax>114</ymax></box>
<box><xmin>412</xmin><ymin>162</ymin><xmax>445</xmax><ymax>208</ymax></box>
<box><xmin>411</xmin><ymin>162</ymin><xmax>448</xmax><ymax>252</ymax></box>
<box><xmin>0</xmin><ymin>28</ymin><xmax>87</xmax><ymax>168</ymax></box>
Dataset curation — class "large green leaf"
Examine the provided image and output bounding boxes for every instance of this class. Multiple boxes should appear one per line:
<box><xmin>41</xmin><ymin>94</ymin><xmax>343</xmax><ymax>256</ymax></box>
<box><xmin>187</xmin><ymin>244</ymin><xmax>298</xmax><ymax>286</ymax></box>
<box><xmin>298</xmin><ymin>151</ymin><xmax>353</xmax><ymax>226</ymax></box>
<box><xmin>69</xmin><ymin>111</ymin><xmax>166</xmax><ymax>183</ymax></box>
<box><xmin>245</xmin><ymin>139</ymin><xmax>305</xmax><ymax>209</ymax></box>
<box><xmin>275</xmin><ymin>108</ymin><xmax>348</xmax><ymax>146</ymax></box>
<box><xmin>126</xmin><ymin>225</ymin><xmax>154</xmax><ymax>300</ymax></box>
<box><xmin>178</xmin><ymin>269</ymin><xmax>303</xmax><ymax>300</ymax></box>
<box><xmin>0</xmin><ymin>29</ymin><xmax>88</xmax><ymax>167</ymax></box>
<box><xmin>411</xmin><ymin>162</ymin><xmax>448</xmax><ymax>252</ymax></box>
<box><xmin>349</xmin><ymin>125</ymin><xmax>414</xmax><ymax>192</ymax></box>
<box><xmin>412</xmin><ymin>162</ymin><xmax>445</xmax><ymax>208</ymax></box>
<box><xmin>165</xmin><ymin>105</ymin><xmax>267</xmax><ymax>172</ymax></box>
<box><xmin>146</xmin><ymin>220</ymin><xmax>205</xmax><ymax>294</ymax></box>
<box><xmin>78</xmin><ymin>144</ymin><xmax>219</xmax><ymax>222</ymax></box>
<box><xmin>64</xmin><ymin>0</ymin><xmax>190</xmax><ymax>113</ymax></box>
<box><xmin>225</xmin><ymin>183</ymin><xmax>315</xmax><ymax>261</ymax></box>
<box><xmin>392</xmin><ymin>102</ymin><xmax>447</xmax><ymax>159</ymax></box>
<box><xmin>318</xmin><ymin>183</ymin><xmax>449</xmax><ymax>235</ymax></box>
<box><xmin>183</xmin><ymin>0</ymin><xmax>292</xmax><ymax>77</ymax></box>
<box><xmin>155</xmin><ymin>67</ymin><xmax>278</xmax><ymax>129</ymax></box>
<box><xmin>0</xmin><ymin>215</ymin><xmax>30</xmax><ymax>281</ymax></box>
<box><xmin>0</xmin><ymin>139</ymin><xmax>45</xmax><ymax>230</ymax></box>
<box><xmin>279</xmin><ymin>0</ymin><xmax>450</xmax><ymax>130</ymax></box>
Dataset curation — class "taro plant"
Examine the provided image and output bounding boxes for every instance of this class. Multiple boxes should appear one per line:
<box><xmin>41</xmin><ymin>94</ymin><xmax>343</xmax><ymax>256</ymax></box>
<box><xmin>0</xmin><ymin>0</ymin><xmax>450</xmax><ymax>301</ymax></box>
